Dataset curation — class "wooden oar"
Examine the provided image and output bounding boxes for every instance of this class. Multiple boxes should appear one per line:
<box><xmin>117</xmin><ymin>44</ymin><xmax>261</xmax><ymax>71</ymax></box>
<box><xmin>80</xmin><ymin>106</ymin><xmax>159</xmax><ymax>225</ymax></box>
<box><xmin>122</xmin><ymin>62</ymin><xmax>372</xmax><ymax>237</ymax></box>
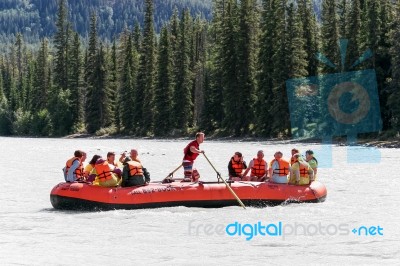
<box><xmin>162</xmin><ymin>164</ymin><xmax>183</xmax><ymax>182</ymax></box>
<box><xmin>202</xmin><ymin>153</ymin><xmax>246</xmax><ymax>209</ymax></box>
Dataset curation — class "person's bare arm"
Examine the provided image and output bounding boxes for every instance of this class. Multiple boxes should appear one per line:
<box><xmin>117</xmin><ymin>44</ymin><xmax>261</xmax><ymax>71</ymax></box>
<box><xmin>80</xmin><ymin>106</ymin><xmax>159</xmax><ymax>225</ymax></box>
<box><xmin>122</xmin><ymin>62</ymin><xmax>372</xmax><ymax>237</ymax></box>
<box><xmin>190</xmin><ymin>145</ymin><xmax>204</xmax><ymax>154</ymax></box>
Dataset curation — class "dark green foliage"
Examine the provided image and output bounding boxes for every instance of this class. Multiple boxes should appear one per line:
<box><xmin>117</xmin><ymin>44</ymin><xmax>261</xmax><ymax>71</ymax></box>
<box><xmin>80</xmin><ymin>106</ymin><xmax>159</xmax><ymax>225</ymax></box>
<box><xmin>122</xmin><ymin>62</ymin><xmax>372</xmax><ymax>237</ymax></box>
<box><xmin>172</xmin><ymin>9</ymin><xmax>193</xmax><ymax>132</ymax></box>
<box><xmin>154</xmin><ymin>26</ymin><xmax>173</xmax><ymax>136</ymax></box>
<box><xmin>0</xmin><ymin>0</ymin><xmax>399</xmax><ymax>139</ymax></box>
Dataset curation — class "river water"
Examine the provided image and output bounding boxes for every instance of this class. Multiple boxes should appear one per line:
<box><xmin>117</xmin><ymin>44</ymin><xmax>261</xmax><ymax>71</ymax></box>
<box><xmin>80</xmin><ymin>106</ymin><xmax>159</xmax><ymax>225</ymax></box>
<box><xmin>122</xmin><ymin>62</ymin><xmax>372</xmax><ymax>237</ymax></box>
<box><xmin>0</xmin><ymin>137</ymin><xmax>399</xmax><ymax>265</ymax></box>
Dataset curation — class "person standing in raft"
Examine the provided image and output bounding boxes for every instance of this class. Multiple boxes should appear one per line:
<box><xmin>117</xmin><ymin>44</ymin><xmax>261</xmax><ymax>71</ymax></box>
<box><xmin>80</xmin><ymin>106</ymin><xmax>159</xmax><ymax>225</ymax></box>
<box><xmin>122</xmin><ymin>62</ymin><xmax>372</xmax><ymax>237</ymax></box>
<box><xmin>121</xmin><ymin>157</ymin><xmax>150</xmax><ymax>187</ymax></box>
<box><xmin>63</xmin><ymin>150</ymin><xmax>86</xmax><ymax>182</ymax></box>
<box><xmin>289</xmin><ymin>153</ymin><xmax>314</xmax><ymax>185</ymax></box>
<box><xmin>228</xmin><ymin>152</ymin><xmax>248</xmax><ymax>181</ymax></box>
<box><xmin>182</xmin><ymin>132</ymin><xmax>205</xmax><ymax>182</ymax></box>
<box><xmin>242</xmin><ymin>150</ymin><xmax>268</xmax><ymax>181</ymax></box>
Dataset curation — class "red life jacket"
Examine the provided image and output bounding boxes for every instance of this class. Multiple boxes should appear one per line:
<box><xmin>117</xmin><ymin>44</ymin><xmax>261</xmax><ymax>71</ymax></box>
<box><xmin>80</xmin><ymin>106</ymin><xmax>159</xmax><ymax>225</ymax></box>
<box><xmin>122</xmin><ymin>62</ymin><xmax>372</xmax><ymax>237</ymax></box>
<box><xmin>94</xmin><ymin>161</ymin><xmax>113</xmax><ymax>182</ymax></box>
<box><xmin>231</xmin><ymin>158</ymin><xmax>245</xmax><ymax>176</ymax></box>
<box><xmin>251</xmin><ymin>158</ymin><xmax>266</xmax><ymax>177</ymax></box>
<box><xmin>271</xmin><ymin>158</ymin><xmax>290</xmax><ymax>176</ymax></box>
<box><xmin>65</xmin><ymin>157</ymin><xmax>83</xmax><ymax>179</ymax></box>
<box><xmin>183</xmin><ymin>140</ymin><xmax>200</xmax><ymax>162</ymax></box>
<box><xmin>127</xmin><ymin>161</ymin><xmax>144</xmax><ymax>176</ymax></box>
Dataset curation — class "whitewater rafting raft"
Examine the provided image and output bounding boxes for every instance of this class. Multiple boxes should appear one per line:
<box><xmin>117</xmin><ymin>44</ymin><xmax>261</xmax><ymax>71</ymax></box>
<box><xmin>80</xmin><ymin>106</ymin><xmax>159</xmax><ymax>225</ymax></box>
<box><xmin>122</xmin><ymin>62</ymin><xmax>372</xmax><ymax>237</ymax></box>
<box><xmin>50</xmin><ymin>180</ymin><xmax>327</xmax><ymax>210</ymax></box>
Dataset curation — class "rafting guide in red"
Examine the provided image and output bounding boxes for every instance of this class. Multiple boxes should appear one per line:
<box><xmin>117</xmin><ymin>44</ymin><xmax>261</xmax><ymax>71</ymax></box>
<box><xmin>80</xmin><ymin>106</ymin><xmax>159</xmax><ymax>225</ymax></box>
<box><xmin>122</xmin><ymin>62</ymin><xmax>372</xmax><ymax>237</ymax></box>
<box><xmin>188</xmin><ymin>220</ymin><xmax>384</xmax><ymax>241</ymax></box>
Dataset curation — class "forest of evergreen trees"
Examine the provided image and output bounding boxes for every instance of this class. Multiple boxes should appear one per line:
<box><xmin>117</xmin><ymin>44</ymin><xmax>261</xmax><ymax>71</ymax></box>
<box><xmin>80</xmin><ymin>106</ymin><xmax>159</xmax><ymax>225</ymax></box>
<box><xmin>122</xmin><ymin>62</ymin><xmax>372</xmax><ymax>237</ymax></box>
<box><xmin>1</xmin><ymin>0</ymin><xmax>400</xmax><ymax>138</ymax></box>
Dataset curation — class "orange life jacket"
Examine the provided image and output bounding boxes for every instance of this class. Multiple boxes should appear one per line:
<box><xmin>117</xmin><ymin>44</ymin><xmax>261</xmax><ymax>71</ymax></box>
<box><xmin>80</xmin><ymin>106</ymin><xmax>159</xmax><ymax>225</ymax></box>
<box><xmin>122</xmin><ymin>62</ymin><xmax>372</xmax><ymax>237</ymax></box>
<box><xmin>231</xmin><ymin>158</ymin><xmax>245</xmax><ymax>176</ymax></box>
<box><xmin>251</xmin><ymin>158</ymin><xmax>266</xmax><ymax>177</ymax></box>
<box><xmin>127</xmin><ymin>160</ymin><xmax>144</xmax><ymax>176</ymax></box>
<box><xmin>271</xmin><ymin>158</ymin><xmax>290</xmax><ymax>176</ymax></box>
<box><xmin>65</xmin><ymin>157</ymin><xmax>83</xmax><ymax>179</ymax></box>
<box><xmin>94</xmin><ymin>161</ymin><xmax>113</xmax><ymax>182</ymax></box>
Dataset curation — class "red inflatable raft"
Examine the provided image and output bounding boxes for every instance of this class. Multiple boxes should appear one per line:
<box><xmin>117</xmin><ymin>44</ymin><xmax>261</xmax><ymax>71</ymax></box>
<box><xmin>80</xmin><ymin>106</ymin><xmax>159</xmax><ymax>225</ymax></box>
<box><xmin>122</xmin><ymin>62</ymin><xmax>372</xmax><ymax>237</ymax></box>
<box><xmin>50</xmin><ymin>180</ymin><xmax>327</xmax><ymax>210</ymax></box>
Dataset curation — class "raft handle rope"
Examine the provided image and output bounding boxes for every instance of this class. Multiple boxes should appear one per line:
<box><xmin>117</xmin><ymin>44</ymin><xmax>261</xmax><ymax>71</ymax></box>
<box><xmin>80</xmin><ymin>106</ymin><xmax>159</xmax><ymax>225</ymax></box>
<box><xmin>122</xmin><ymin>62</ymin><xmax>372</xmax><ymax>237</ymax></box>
<box><xmin>202</xmin><ymin>153</ymin><xmax>246</xmax><ymax>210</ymax></box>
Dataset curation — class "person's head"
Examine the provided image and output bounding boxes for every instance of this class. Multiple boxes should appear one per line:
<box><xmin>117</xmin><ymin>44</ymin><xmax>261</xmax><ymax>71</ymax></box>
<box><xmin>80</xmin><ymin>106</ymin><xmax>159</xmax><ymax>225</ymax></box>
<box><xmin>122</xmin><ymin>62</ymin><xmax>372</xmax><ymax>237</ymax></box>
<box><xmin>256</xmin><ymin>150</ymin><xmax>264</xmax><ymax>160</ymax></box>
<box><xmin>130</xmin><ymin>149</ymin><xmax>138</xmax><ymax>159</ymax></box>
<box><xmin>233</xmin><ymin>152</ymin><xmax>243</xmax><ymax>161</ymax></box>
<box><xmin>305</xmin><ymin>150</ymin><xmax>314</xmax><ymax>160</ymax></box>
<box><xmin>195</xmin><ymin>132</ymin><xmax>205</xmax><ymax>144</ymax></box>
<box><xmin>274</xmin><ymin>151</ymin><xmax>283</xmax><ymax>159</ymax></box>
<box><xmin>293</xmin><ymin>153</ymin><xmax>302</xmax><ymax>162</ymax></box>
<box><xmin>74</xmin><ymin>150</ymin><xmax>84</xmax><ymax>158</ymax></box>
<box><xmin>107</xmin><ymin>151</ymin><xmax>115</xmax><ymax>163</ymax></box>
<box><xmin>291</xmin><ymin>148</ymin><xmax>299</xmax><ymax>156</ymax></box>
<box><xmin>89</xmin><ymin>154</ymin><xmax>101</xmax><ymax>165</ymax></box>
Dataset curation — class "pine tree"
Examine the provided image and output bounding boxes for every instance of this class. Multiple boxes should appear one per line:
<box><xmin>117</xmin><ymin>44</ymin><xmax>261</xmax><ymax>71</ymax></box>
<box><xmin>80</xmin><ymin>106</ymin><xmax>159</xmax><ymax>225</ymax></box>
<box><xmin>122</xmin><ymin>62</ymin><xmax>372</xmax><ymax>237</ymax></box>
<box><xmin>347</xmin><ymin>0</ymin><xmax>362</xmax><ymax>70</ymax></box>
<box><xmin>69</xmin><ymin>32</ymin><xmax>83</xmax><ymax>128</ymax></box>
<box><xmin>54</xmin><ymin>0</ymin><xmax>68</xmax><ymax>92</ymax></box>
<box><xmin>85</xmin><ymin>13</ymin><xmax>100</xmax><ymax>133</ymax></box>
<box><xmin>109</xmin><ymin>39</ymin><xmax>118</xmax><ymax>129</ymax></box>
<box><xmin>154</xmin><ymin>26</ymin><xmax>173</xmax><ymax>136</ymax></box>
<box><xmin>191</xmin><ymin>18</ymin><xmax>208</xmax><ymax>128</ymax></box>
<box><xmin>236</xmin><ymin>0</ymin><xmax>257</xmax><ymax>135</ymax></box>
<box><xmin>321</xmin><ymin>0</ymin><xmax>340</xmax><ymax>73</ymax></box>
<box><xmin>256</xmin><ymin>0</ymin><xmax>278</xmax><ymax>136</ymax></box>
<box><xmin>118</xmin><ymin>35</ymin><xmax>142</xmax><ymax>134</ymax></box>
<box><xmin>298</xmin><ymin>0</ymin><xmax>319</xmax><ymax>77</ymax></box>
<box><xmin>95</xmin><ymin>43</ymin><xmax>112</xmax><ymax>129</ymax></box>
<box><xmin>270</xmin><ymin>0</ymin><xmax>291</xmax><ymax>136</ymax></box>
<box><xmin>32</xmin><ymin>39</ymin><xmax>50</xmax><ymax>112</ymax></box>
<box><xmin>172</xmin><ymin>9</ymin><xmax>193</xmax><ymax>132</ymax></box>
<box><xmin>338</xmin><ymin>0</ymin><xmax>348</xmax><ymax>38</ymax></box>
<box><xmin>137</xmin><ymin>0</ymin><xmax>156</xmax><ymax>135</ymax></box>
<box><xmin>220</xmin><ymin>0</ymin><xmax>239</xmax><ymax>134</ymax></box>
<box><xmin>200</xmin><ymin>0</ymin><xmax>224</xmax><ymax>132</ymax></box>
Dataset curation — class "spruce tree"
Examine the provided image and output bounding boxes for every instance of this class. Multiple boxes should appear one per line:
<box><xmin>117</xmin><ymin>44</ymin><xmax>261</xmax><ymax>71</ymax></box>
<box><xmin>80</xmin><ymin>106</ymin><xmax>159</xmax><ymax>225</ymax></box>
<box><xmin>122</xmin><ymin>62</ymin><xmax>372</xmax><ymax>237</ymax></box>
<box><xmin>321</xmin><ymin>0</ymin><xmax>340</xmax><ymax>73</ymax></box>
<box><xmin>54</xmin><ymin>0</ymin><xmax>68</xmax><ymax>92</ymax></box>
<box><xmin>220</xmin><ymin>0</ymin><xmax>239</xmax><ymax>134</ymax></box>
<box><xmin>172</xmin><ymin>9</ymin><xmax>193</xmax><ymax>132</ymax></box>
<box><xmin>236</xmin><ymin>0</ymin><xmax>257</xmax><ymax>135</ymax></box>
<box><xmin>85</xmin><ymin>13</ymin><xmax>100</xmax><ymax>133</ymax></box>
<box><xmin>137</xmin><ymin>0</ymin><xmax>156</xmax><ymax>135</ymax></box>
<box><xmin>298</xmin><ymin>0</ymin><xmax>319</xmax><ymax>77</ymax></box>
<box><xmin>69</xmin><ymin>32</ymin><xmax>83</xmax><ymax>128</ymax></box>
<box><xmin>347</xmin><ymin>0</ymin><xmax>362</xmax><ymax>70</ymax></box>
<box><xmin>154</xmin><ymin>26</ymin><xmax>173</xmax><ymax>136</ymax></box>
<box><xmin>256</xmin><ymin>0</ymin><xmax>278</xmax><ymax>136</ymax></box>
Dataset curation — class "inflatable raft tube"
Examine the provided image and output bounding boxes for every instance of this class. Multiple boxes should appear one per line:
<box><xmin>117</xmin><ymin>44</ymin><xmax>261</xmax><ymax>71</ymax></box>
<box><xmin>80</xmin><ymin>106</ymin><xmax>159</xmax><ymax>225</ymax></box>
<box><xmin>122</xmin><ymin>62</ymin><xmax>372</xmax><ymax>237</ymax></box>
<box><xmin>50</xmin><ymin>180</ymin><xmax>327</xmax><ymax>210</ymax></box>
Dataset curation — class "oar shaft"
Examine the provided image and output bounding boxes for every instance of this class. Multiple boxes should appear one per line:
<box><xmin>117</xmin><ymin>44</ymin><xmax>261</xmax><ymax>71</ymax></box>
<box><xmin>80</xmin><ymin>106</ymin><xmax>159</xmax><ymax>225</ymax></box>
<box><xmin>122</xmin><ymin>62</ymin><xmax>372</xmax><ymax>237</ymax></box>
<box><xmin>203</xmin><ymin>153</ymin><xmax>246</xmax><ymax>209</ymax></box>
<box><xmin>164</xmin><ymin>164</ymin><xmax>183</xmax><ymax>180</ymax></box>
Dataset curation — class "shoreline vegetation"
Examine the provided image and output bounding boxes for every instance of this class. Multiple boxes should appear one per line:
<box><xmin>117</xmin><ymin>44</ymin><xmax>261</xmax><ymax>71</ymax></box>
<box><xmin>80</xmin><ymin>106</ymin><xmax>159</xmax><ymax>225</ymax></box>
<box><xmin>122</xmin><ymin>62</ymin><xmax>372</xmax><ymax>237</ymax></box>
<box><xmin>1</xmin><ymin>1</ymin><xmax>400</xmax><ymax>145</ymax></box>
